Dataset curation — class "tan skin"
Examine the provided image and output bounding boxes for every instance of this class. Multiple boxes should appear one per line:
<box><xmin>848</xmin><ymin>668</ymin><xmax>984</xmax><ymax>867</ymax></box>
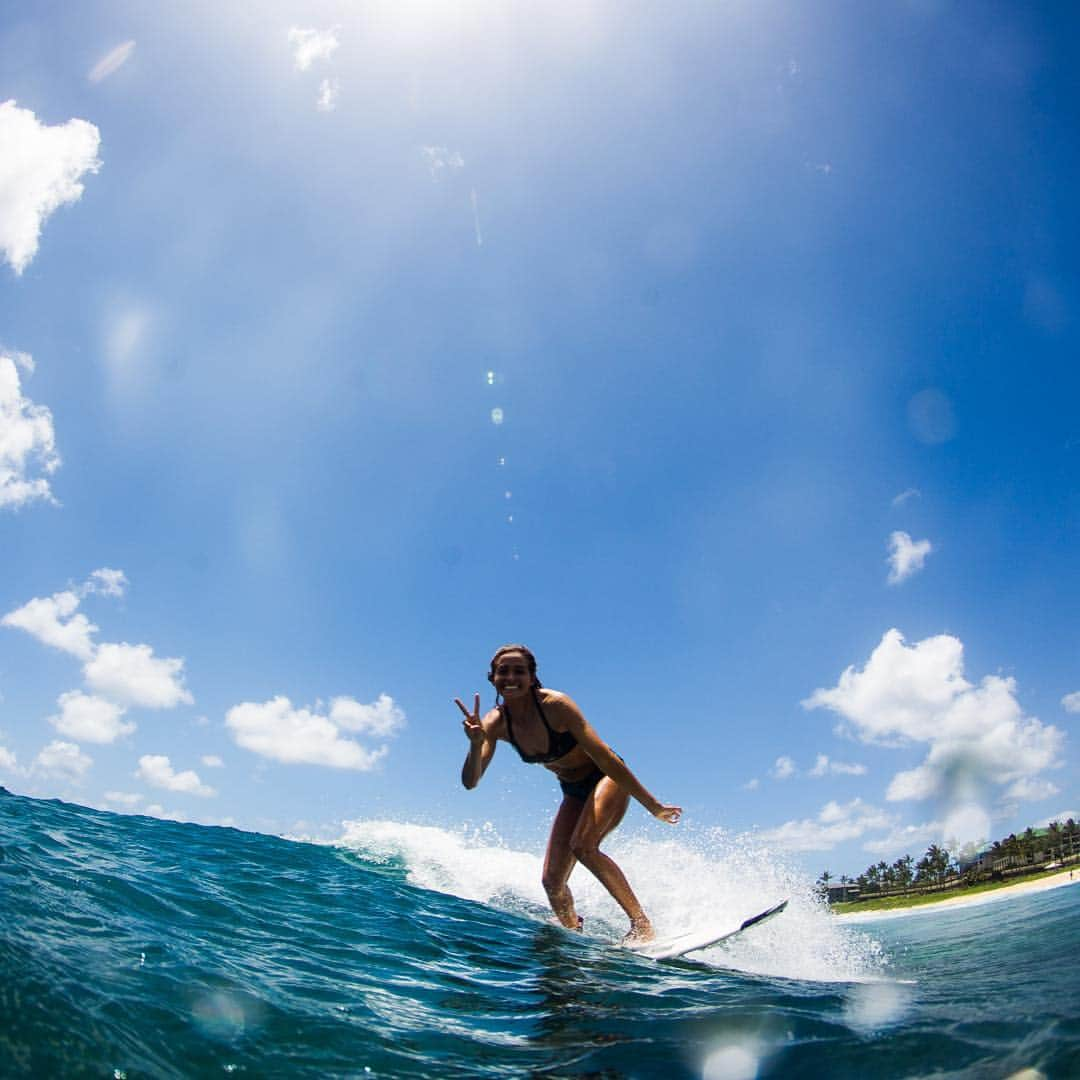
<box><xmin>455</xmin><ymin>650</ymin><xmax>681</xmax><ymax>943</ymax></box>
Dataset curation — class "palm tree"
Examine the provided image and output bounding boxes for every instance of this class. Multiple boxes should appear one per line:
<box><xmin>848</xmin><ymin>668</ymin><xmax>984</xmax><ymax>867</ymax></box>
<box><xmin>916</xmin><ymin>844</ymin><xmax>950</xmax><ymax>887</ymax></box>
<box><xmin>892</xmin><ymin>854</ymin><xmax>914</xmax><ymax>894</ymax></box>
<box><xmin>816</xmin><ymin>870</ymin><xmax>833</xmax><ymax>899</ymax></box>
<box><xmin>1022</xmin><ymin>827</ymin><xmax>1037</xmax><ymax>864</ymax></box>
<box><xmin>875</xmin><ymin>860</ymin><xmax>889</xmax><ymax>892</ymax></box>
<box><xmin>1048</xmin><ymin>821</ymin><xmax>1062</xmax><ymax>861</ymax></box>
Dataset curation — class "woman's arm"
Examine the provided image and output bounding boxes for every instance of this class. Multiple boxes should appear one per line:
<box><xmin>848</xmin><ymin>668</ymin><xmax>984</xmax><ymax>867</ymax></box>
<box><xmin>553</xmin><ymin>695</ymin><xmax>681</xmax><ymax>823</ymax></box>
<box><xmin>455</xmin><ymin>693</ymin><xmax>499</xmax><ymax>790</ymax></box>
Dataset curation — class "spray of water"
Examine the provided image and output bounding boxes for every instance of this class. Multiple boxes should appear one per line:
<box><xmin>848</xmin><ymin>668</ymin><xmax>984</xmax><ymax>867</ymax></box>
<box><xmin>337</xmin><ymin>818</ymin><xmax>887</xmax><ymax>983</ymax></box>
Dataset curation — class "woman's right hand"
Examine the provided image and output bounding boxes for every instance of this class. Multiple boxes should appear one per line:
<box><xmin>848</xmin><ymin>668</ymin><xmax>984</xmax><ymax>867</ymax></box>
<box><xmin>454</xmin><ymin>693</ymin><xmax>485</xmax><ymax>745</ymax></box>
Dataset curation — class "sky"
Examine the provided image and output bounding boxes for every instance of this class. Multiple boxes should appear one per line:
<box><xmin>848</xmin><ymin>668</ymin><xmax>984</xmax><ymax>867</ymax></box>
<box><xmin>1</xmin><ymin>0</ymin><xmax>1078</xmax><ymax>879</ymax></box>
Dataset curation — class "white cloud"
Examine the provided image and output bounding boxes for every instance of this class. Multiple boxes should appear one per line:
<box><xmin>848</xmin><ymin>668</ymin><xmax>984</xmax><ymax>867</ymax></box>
<box><xmin>891</xmin><ymin>488</ymin><xmax>921</xmax><ymax>507</ymax></box>
<box><xmin>103</xmin><ymin>790</ymin><xmax>143</xmax><ymax>807</ymax></box>
<box><xmin>88</xmin><ymin>40</ymin><xmax>136</xmax><ymax>83</ymax></box>
<box><xmin>201</xmin><ymin>755</ymin><xmax>223</xmax><ymax>768</ymax></box>
<box><xmin>0</xmin><ymin>350</ymin><xmax>61</xmax><ymax>509</ymax></box>
<box><xmin>887</xmin><ymin>530</ymin><xmax>932</xmax><ymax>585</ymax></box>
<box><xmin>226</xmin><ymin>695</ymin><xmax>392</xmax><ymax>771</ymax></box>
<box><xmin>2</xmin><ymin>569</ymin><xmax>126</xmax><ymax>657</ymax></box>
<box><xmin>84</xmin><ymin>642</ymin><xmax>193</xmax><ymax>708</ymax></box>
<box><xmin>49</xmin><ymin>690</ymin><xmax>134</xmax><ymax>743</ymax></box>
<box><xmin>0</xmin><ymin>100</ymin><xmax>101</xmax><ymax>274</ymax></box>
<box><xmin>1004</xmin><ymin>777</ymin><xmax>1059</xmax><ymax>802</ymax></box>
<box><xmin>941</xmin><ymin>804</ymin><xmax>991</xmax><ymax>851</ymax></box>
<box><xmin>329</xmin><ymin>694</ymin><xmax>406</xmax><ymax>737</ymax></box>
<box><xmin>1035</xmin><ymin>809</ymin><xmax>1078</xmax><ymax>828</ymax></box>
<box><xmin>758</xmin><ymin>798</ymin><xmax>895</xmax><ymax>853</ymax></box>
<box><xmin>806</xmin><ymin>631</ymin><xmax>973</xmax><ymax>745</ymax></box>
<box><xmin>808</xmin><ymin>754</ymin><xmax>867</xmax><ymax>777</ymax></box>
<box><xmin>804</xmin><ymin>629</ymin><xmax>1065</xmax><ymax>839</ymax></box>
<box><xmin>743</xmin><ymin>777</ymin><xmax>760</xmax><ymax>791</ymax></box>
<box><xmin>84</xmin><ymin>567</ymin><xmax>127</xmax><ymax>598</ymax></box>
<box><xmin>861</xmin><ymin>820</ymin><xmax>943</xmax><ymax>858</ymax></box>
<box><xmin>288</xmin><ymin>27</ymin><xmax>340</xmax><ymax>71</ymax></box>
<box><xmin>0</xmin><ymin>745</ymin><xmax>17</xmax><ymax>771</ymax></box>
<box><xmin>136</xmin><ymin>754</ymin><xmax>215</xmax><ymax>797</ymax></box>
<box><xmin>2</xmin><ymin>589</ymin><xmax>97</xmax><ymax>659</ymax></box>
<box><xmin>885</xmin><ymin>762</ymin><xmax>939</xmax><ymax>801</ymax></box>
<box><xmin>770</xmin><ymin>755</ymin><xmax>796</xmax><ymax>780</ymax></box>
<box><xmin>316</xmin><ymin>78</ymin><xmax>340</xmax><ymax>112</ymax></box>
<box><xmin>33</xmin><ymin>739</ymin><xmax>91</xmax><ymax>780</ymax></box>
<box><xmin>5</xmin><ymin>572</ymin><xmax>191</xmax><ymax>745</ymax></box>
<box><xmin>141</xmin><ymin>803</ymin><xmax>193</xmax><ymax>823</ymax></box>
<box><xmin>1062</xmin><ymin>691</ymin><xmax>1080</xmax><ymax>714</ymax></box>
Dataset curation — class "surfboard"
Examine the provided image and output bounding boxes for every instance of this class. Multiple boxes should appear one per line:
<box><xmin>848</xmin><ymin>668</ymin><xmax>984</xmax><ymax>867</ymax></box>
<box><xmin>628</xmin><ymin>899</ymin><xmax>789</xmax><ymax>961</ymax></box>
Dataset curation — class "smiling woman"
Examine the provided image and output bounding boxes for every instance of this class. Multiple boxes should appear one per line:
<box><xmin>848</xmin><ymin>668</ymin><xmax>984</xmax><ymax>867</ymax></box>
<box><xmin>455</xmin><ymin>643</ymin><xmax>681</xmax><ymax>943</ymax></box>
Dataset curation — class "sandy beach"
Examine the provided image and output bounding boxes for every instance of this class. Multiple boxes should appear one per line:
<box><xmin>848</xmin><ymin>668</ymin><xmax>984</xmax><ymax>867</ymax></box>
<box><xmin>835</xmin><ymin>868</ymin><xmax>1080</xmax><ymax>923</ymax></box>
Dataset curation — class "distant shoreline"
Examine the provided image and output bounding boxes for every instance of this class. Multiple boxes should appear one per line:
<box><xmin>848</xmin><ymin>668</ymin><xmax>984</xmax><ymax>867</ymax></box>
<box><xmin>833</xmin><ymin>868</ymin><xmax>1080</xmax><ymax>922</ymax></box>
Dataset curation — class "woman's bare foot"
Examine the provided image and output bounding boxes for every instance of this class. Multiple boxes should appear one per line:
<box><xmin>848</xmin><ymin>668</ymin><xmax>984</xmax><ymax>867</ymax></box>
<box><xmin>621</xmin><ymin>918</ymin><xmax>654</xmax><ymax>945</ymax></box>
<box><xmin>550</xmin><ymin>914</ymin><xmax>584</xmax><ymax>931</ymax></box>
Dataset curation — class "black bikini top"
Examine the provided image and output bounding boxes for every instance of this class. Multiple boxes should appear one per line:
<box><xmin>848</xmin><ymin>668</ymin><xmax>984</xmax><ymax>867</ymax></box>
<box><xmin>502</xmin><ymin>690</ymin><xmax>578</xmax><ymax>764</ymax></box>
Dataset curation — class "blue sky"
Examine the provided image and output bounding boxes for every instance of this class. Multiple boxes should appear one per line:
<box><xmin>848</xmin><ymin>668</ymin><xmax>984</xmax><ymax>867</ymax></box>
<box><xmin>1</xmin><ymin>1</ymin><xmax>1077</xmax><ymax>878</ymax></box>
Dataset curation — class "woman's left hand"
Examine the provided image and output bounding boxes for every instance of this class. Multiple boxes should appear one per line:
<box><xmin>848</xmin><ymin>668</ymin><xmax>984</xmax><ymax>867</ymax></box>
<box><xmin>654</xmin><ymin>804</ymin><xmax>682</xmax><ymax>824</ymax></box>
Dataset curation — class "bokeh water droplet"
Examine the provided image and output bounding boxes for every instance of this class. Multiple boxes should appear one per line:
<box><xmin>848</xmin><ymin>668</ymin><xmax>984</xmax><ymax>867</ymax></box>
<box><xmin>191</xmin><ymin>990</ymin><xmax>261</xmax><ymax>1042</ymax></box>
<box><xmin>702</xmin><ymin>1041</ymin><xmax>762</xmax><ymax>1080</ymax></box>
<box><xmin>842</xmin><ymin>981</ymin><xmax>913</xmax><ymax>1034</ymax></box>
<box><xmin>490</xmin><ymin>408</ymin><xmax>504</xmax><ymax>425</ymax></box>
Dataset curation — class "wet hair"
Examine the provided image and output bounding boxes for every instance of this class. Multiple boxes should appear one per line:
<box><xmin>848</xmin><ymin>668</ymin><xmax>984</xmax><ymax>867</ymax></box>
<box><xmin>487</xmin><ymin>644</ymin><xmax>542</xmax><ymax>702</ymax></box>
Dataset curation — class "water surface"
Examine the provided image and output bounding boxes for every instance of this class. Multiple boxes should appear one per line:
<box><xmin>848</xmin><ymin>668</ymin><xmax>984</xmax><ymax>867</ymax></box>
<box><xmin>1</xmin><ymin>788</ymin><xmax>1077</xmax><ymax>1077</ymax></box>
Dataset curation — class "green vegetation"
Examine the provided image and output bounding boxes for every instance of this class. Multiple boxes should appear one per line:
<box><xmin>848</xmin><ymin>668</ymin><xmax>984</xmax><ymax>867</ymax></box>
<box><xmin>830</xmin><ymin>864</ymin><xmax>1074</xmax><ymax>914</ymax></box>
<box><xmin>817</xmin><ymin>817</ymin><xmax>1080</xmax><ymax>912</ymax></box>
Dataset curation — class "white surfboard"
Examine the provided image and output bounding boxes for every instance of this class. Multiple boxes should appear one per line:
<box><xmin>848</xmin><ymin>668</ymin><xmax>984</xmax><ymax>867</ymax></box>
<box><xmin>628</xmin><ymin>899</ymin><xmax>789</xmax><ymax>961</ymax></box>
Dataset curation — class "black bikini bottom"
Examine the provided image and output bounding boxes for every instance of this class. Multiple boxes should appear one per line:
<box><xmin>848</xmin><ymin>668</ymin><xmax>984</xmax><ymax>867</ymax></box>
<box><xmin>558</xmin><ymin>766</ymin><xmax>605</xmax><ymax>802</ymax></box>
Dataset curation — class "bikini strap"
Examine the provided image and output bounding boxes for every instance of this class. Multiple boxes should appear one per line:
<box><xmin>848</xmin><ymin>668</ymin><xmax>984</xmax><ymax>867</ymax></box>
<box><xmin>531</xmin><ymin>687</ymin><xmax>557</xmax><ymax>735</ymax></box>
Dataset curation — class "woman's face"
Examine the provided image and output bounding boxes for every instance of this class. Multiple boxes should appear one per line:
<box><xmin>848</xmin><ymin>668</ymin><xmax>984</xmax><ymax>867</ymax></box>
<box><xmin>491</xmin><ymin>651</ymin><xmax>533</xmax><ymax>701</ymax></box>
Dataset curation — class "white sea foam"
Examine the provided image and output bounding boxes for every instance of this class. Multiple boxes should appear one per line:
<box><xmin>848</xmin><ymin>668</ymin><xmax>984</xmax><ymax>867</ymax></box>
<box><xmin>337</xmin><ymin>819</ymin><xmax>887</xmax><ymax>983</ymax></box>
<box><xmin>338</xmin><ymin>818</ymin><xmax>549</xmax><ymax>910</ymax></box>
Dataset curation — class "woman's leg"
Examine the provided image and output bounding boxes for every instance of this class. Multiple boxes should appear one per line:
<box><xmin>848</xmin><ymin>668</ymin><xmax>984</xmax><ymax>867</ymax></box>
<box><xmin>541</xmin><ymin>796</ymin><xmax>586</xmax><ymax>928</ymax></box>
<box><xmin>569</xmin><ymin>778</ymin><xmax>654</xmax><ymax>940</ymax></box>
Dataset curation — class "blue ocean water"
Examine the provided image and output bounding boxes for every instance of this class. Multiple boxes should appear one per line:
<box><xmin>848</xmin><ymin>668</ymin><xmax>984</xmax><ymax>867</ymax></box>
<box><xmin>1</xmin><ymin>787</ymin><xmax>1078</xmax><ymax>1078</ymax></box>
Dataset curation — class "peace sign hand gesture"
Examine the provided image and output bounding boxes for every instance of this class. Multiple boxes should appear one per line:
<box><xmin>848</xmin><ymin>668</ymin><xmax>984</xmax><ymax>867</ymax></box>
<box><xmin>454</xmin><ymin>693</ymin><xmax>486</xmax><ymax>745</ymax></box>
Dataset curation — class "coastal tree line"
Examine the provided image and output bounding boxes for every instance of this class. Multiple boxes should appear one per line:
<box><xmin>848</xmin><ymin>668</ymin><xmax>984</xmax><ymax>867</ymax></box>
<box><xmin>817</xmin><ymin>818</ymin><xmax>1079</xmax><ymax>902</ymax></box>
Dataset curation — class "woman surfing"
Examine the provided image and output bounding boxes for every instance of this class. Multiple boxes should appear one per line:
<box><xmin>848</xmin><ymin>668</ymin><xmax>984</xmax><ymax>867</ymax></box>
<box><xmin>455</xmin><ymin>644</ymin><xmax>681</xmax><ymax>943</ymax></box>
